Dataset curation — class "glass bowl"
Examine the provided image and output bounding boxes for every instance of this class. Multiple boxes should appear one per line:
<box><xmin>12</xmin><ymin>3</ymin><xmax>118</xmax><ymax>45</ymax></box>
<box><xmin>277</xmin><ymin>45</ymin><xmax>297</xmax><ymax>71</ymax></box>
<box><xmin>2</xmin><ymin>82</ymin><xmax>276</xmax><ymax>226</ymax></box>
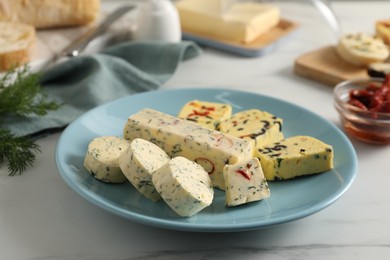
<box><xmin>334</xmin><ymin>78</ymin><xmax>390</xmax><ymax>145</ymax></box>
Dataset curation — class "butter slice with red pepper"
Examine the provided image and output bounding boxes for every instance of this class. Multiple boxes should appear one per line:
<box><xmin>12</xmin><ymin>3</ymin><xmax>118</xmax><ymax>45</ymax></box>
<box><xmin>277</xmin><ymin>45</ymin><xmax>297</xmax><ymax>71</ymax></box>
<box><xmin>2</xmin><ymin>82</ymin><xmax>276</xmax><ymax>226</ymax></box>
<box><xmin>123</xmin><ymin>108</ymin><xmax>253</xmax><ymax>190</ymax></box>
<box><xmin>178</xmin><ymin>100</ymin><xmax>232</xmax><ymax>130</ymax></box>
<box><xmin>218</xmin><ymin>109</ymin><xmax>284</xmax><ymax>148</ymax></box>
<box><xmin>223</xmin><ymin>157</ymin><xmax>270</xmax><ymax>207</ymax></box>
<box><xmin>256</xmin><ymin>136</ymin><xmax>334</xmax><ymax>181</ymax></box>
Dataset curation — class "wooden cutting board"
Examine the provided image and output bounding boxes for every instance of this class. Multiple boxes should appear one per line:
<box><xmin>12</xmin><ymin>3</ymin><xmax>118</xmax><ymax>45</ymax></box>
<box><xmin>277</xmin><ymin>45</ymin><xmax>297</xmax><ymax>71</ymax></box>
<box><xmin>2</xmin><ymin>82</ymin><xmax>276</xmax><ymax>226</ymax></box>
<box><xmin>294</xmin><ymin>45</ymin><xmax>369</xmax><ymax>87</ymax></box>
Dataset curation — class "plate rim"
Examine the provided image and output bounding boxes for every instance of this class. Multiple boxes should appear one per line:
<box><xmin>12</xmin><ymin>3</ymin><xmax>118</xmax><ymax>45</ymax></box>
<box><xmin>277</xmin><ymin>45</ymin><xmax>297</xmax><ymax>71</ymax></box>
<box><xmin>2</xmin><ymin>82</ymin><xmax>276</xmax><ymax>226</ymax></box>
<box><xmin>55</xmin><ymin>87</ymin><xmax>358</xmax><ymax>232</ymax></box>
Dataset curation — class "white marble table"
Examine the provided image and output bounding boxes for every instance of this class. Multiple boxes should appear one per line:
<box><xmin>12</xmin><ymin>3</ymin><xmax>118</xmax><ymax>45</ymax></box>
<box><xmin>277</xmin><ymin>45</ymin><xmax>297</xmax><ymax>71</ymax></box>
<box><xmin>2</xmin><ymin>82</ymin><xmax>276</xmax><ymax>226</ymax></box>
<box><xmin>1</xmin><ymin>1</ymin><xmax>390</xmax><ymax>259</ymax></box>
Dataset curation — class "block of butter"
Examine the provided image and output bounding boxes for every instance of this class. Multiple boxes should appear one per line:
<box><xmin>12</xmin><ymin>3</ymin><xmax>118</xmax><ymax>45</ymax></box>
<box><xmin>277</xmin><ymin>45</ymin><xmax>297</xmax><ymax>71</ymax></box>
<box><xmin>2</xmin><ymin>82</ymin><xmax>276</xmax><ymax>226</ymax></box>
<box><xmin>256</xmin><ymin>136</ymin><xmax>334</xmax><ymax>181</ymax></box>
<box><xmin>175</xmin><ymin>0</ymin><xmax>280</xmax><ymax>43</ymax></box>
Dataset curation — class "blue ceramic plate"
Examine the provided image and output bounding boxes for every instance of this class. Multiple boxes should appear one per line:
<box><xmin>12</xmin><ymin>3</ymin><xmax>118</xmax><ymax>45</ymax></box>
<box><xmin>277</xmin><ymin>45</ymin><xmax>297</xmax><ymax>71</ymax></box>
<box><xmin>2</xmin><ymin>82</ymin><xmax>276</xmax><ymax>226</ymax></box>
<box><xmin>55</xmin><ymin>88</ymin><xmax>357</xmax><ymax>232</ymax></box>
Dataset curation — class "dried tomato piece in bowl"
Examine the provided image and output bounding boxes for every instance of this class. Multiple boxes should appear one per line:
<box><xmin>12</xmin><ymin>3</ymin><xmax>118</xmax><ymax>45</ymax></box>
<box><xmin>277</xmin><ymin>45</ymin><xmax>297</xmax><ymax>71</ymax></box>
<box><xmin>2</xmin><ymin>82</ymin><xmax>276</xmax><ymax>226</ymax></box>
<box><xmin>348</xmin><ymin>75</ymin><xmax>390</xmax><ymax>113</ymax></box>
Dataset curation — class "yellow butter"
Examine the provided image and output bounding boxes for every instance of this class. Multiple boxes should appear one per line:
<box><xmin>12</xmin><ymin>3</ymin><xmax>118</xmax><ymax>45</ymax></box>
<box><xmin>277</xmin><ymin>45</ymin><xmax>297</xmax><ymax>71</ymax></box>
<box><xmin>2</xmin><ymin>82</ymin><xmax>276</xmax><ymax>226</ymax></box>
<box><xmin>218</xmin><ymin>109</ymin><xmax>284</xmax><ymax>148</ymax></box>
<box><xmin>178</xmin><ymin>100</ymin><xmax>232</xmax><ymax>130</ymax></box>
<box><xmin>256</xmin><ymin>136</ymin><xmax>334</xmax><ymax>181</ymax></box>
<box><xmin>176</xmin><ymin>0</ymin><xmax>280</xmax><ymax>43</ymax></box>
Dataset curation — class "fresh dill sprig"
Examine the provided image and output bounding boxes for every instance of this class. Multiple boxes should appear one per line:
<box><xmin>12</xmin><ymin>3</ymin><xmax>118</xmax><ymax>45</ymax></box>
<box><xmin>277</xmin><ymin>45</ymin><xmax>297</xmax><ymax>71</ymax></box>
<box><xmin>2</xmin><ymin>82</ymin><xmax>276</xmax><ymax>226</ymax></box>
<box><xmin>0</xmin><ymin>129</ymin><xmax>41</xmax><ymax>176</ymax></box>
<box><xmin>0</xmin><ymin>66</ymin><xmax>60</xmax><ymax>117</ymax></box>
<box><xmin>0</xmin><ymin>65</ymin><xmax>61</xmax><ymax>175</ymax></box>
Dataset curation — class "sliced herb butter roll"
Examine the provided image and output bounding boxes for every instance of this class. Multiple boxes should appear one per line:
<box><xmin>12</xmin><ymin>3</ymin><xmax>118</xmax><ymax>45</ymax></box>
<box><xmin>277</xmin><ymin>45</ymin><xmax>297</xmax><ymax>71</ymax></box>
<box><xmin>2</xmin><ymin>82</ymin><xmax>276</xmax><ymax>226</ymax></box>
<box><xmin>83</xmin><ymin>136</ymin><xmax>130</xmax><ymax>183</ymax></box>
<box><xmin>152</xmin><ymin>156</ymin><xmax>214</xmax><ymax>217</ymax></box>
<box><xmin>119</xmin><ymin>138</ymin><xmax>170</xmax><ymax>201</ymax></box>
<box><xmin>256</xmin><ymin>136</ymin><xmax>334</xmax><ymax>181</ymax></box>
<box><xmin>336</xmin><ymin>32</ymin><xmax>389</xmax><ymax>66</ymax></box>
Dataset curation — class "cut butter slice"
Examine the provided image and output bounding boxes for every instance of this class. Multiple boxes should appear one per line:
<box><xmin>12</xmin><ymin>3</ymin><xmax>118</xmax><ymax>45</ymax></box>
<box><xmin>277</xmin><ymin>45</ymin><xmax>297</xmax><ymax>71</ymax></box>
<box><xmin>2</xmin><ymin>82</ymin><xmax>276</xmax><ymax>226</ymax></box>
<box><xmin>178</xmin><ymin>99</ymin><xmax>232</xmax><ymax>130</ymax></box>
<box><xmin>218</xmin><ymin>109</ymin><xmax>284</xmax><ymax>148</ymax></box>
<box><xmin>152</xmin><ymin>156</ymin><xmax>214</xmax><ymax>217</ymax></box>
<box><xmin>83</xmin><ymin>136</ymin><xmax>129</xmax><ymax>183</ymax></box>
<box><xmin>119</xmin><ymin>138</ymin><xmax>170</xmax><ymax>201</ymax></box>
<box><xmin>256</xmin><ymin>136</ymin><xmax>334</xmax><ymax>181</ymax></box>
<box><xmin>223</xmin><ymin>157</ymin><xmax>270</xmax><ymax>207</ymax></box>
<box><xmin>176</xmin><ymin>0</ymin><xmax>280</xmax><ymax>43</ymax></box>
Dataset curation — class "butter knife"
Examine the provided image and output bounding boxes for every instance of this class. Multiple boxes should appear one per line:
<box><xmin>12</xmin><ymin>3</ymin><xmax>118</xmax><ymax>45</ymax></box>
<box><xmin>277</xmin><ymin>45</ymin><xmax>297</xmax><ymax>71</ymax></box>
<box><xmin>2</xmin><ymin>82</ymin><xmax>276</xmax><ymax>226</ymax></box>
<box><xmin>40</xmin><ymin>5</ymin><xmax>135</xmax><ymax>71</ymax></box>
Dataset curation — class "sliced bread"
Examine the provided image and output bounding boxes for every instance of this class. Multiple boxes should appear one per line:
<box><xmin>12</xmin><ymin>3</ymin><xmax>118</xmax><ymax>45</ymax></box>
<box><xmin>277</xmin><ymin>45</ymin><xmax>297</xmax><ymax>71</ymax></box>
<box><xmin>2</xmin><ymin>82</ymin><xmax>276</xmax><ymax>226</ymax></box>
<box><xmin>0</xmin><ymin>21</ymin><xmax>35</xmax><ymax>71</ymax></box>
<box><xmin>0</xmin><ymin>0</ymin><xmax>100</xmax><ymax>29</ymax></box>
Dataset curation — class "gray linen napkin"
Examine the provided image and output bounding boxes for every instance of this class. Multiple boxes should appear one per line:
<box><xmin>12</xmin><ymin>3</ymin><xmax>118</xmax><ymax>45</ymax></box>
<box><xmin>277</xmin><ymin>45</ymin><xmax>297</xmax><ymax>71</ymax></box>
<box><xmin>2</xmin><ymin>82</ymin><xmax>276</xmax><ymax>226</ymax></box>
<box><xmin>3</xmin><ymin>40</ymin><xmax>202</xmax><ymax>137</ymax></box>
